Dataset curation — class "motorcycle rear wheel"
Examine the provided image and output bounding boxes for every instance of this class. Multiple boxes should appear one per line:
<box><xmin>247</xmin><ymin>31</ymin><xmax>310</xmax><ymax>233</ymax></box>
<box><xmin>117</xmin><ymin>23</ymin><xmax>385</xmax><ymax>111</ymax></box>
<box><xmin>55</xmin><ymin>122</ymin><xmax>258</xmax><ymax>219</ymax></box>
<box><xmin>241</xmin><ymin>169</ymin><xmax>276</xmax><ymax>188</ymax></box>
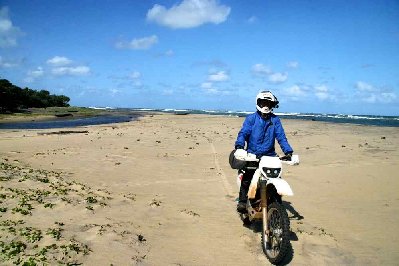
<box><xmin>262</xmin><ymin>202</ymin><xmax>290</xmax><ymax>265</ymax></box>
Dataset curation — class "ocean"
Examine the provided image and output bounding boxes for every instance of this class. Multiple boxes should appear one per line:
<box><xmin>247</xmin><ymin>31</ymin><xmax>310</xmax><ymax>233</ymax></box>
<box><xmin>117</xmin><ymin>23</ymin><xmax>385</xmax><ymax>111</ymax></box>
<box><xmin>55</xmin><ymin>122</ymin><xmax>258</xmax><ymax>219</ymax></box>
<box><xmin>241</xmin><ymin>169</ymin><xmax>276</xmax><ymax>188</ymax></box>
<box><xmin>131</xmin><ymin>108</ymin><xmax>399</xmax><ymax>127</ymax></box>
<box><xmin>0</xmin><ymin>108</ymin><xmax>398</xmax><ymax>129</ymax></box>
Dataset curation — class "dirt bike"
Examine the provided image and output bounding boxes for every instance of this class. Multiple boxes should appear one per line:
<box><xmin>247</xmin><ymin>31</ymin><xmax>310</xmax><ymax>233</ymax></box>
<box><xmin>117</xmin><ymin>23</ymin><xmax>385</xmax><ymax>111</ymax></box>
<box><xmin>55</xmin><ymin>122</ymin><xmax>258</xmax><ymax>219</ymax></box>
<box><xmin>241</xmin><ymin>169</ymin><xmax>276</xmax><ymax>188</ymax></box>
<box><xmin>231</xmin><ymin>150</ymin><xmax>299</xmax><ymax>265</ymax></box>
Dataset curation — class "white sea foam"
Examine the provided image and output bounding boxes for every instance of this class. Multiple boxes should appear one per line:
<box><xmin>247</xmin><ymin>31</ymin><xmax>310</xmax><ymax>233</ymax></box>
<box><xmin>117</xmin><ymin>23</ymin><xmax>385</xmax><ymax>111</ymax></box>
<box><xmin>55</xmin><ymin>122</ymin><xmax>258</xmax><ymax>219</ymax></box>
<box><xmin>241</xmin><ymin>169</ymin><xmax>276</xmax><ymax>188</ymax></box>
<box><xmin>95</xmin><ymin>107</ymin><xmax>398</xmax><ymax>126</ymax></box>
<box><xmin>275</xmin><ymin>112</ymin><xmax>300</xmax><ymax>116</ymax></box>
<box><xmin>88</xmin><ymin>106</ymin><xmax>114</xmax><ymax>110</ymax></box>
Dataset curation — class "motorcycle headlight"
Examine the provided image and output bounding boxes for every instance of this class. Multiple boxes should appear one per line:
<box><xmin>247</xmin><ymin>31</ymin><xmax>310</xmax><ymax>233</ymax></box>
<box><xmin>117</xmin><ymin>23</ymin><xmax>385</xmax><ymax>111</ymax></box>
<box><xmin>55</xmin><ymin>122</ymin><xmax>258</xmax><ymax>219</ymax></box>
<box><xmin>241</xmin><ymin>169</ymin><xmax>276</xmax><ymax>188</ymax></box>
<box><xmin>262</xmin><ymin>167</ymin><xmax>281</xmax><ymax>178</ymax></box>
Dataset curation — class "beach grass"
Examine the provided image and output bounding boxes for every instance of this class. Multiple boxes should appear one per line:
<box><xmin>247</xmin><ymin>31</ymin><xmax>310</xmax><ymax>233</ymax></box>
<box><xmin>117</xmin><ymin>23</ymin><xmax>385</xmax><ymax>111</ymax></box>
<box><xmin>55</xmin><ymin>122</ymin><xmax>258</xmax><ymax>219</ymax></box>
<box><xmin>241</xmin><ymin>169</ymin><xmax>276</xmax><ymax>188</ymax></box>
<box><xmin>0</xmin><ymin>160</ymin><xmax>103</xmax><ymax>265</ymax></box>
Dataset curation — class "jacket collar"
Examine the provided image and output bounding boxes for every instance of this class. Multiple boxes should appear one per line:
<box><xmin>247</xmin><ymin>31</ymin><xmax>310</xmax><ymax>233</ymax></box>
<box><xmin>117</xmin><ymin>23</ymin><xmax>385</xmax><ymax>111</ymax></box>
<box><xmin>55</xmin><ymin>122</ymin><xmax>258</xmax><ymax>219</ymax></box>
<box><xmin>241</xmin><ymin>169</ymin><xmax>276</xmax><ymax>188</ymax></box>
<box><xmin>256</xmin><ymin>111</ymin><xmax>273</xmax><ymax>120</ymax></box>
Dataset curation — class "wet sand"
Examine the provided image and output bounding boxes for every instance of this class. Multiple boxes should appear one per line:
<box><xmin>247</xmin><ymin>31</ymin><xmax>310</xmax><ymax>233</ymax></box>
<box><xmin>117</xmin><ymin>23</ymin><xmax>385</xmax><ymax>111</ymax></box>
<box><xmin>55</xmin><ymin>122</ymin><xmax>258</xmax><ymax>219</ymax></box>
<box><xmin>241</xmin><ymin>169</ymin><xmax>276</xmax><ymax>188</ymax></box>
<box><xmin>1</xmin><ymin>113</ymin><xmax>398</xmax><ymax>265</ymax></box>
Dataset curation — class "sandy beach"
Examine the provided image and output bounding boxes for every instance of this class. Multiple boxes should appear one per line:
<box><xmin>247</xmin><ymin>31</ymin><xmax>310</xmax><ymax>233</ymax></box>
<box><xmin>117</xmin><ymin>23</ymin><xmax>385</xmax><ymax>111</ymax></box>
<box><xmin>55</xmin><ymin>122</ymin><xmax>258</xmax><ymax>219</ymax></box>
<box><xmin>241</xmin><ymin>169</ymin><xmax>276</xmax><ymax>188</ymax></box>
<box><xmin>1</xmin><ymin>113</ymin><xmax>398</xmax><ymax>265</ymax></box>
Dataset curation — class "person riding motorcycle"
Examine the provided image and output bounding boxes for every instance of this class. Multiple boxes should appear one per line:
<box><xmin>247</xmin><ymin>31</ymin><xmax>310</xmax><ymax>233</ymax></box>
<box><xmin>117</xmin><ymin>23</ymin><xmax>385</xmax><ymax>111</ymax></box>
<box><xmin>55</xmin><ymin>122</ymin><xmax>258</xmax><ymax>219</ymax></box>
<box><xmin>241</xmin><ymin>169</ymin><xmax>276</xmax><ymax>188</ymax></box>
<box><xmin>234</xmin><ymin>91</ymin><xmax>293</xmax><ymax>213</ymax></box>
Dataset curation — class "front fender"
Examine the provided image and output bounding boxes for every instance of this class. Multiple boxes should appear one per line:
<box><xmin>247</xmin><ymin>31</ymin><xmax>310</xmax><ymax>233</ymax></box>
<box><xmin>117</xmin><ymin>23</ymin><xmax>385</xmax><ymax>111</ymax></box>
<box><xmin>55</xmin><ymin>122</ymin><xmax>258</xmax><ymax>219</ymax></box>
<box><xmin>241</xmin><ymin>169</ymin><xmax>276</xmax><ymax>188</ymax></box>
<box><xmin>267</xmin><ymin>178</ymin><xmax>294</xmax><ymax>196</ymax></box>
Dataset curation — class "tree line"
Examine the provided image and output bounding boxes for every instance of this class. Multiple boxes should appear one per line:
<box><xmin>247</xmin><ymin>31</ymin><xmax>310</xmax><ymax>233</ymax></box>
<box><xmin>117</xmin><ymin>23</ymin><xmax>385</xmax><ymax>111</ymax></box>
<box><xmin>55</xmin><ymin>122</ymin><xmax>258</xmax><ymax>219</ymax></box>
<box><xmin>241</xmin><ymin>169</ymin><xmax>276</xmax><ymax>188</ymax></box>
<box><xmin>0</xmin><ymin>78</ymin><xmax>70</xmax><ymax>113</ymax></box>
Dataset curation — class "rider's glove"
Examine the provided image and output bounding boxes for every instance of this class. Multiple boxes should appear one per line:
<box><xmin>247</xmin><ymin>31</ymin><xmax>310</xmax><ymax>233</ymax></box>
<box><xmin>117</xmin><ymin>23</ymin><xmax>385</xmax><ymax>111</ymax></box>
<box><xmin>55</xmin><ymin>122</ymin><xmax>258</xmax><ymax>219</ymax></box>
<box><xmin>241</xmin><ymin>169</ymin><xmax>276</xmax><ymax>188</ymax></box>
<box><xmin>280</xmin><ymin>153</ymin><xmax>292</xmax><ymax>161</ymax></box>
<box><xmin>234</xmin><ymin>149</ymin><xmax>247</xmax><ymax>160</ymax></box>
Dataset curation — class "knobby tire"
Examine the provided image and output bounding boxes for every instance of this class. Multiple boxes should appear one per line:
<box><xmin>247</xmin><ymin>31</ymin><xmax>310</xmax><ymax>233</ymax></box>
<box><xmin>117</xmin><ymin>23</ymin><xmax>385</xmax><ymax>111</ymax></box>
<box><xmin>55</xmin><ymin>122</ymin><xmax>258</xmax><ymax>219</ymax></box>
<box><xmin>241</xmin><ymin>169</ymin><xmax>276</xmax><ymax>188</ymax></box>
<box><xmin>262</xmin><ymin>202</ymin><xmax>290</xmax><ymax>265</ymax></box>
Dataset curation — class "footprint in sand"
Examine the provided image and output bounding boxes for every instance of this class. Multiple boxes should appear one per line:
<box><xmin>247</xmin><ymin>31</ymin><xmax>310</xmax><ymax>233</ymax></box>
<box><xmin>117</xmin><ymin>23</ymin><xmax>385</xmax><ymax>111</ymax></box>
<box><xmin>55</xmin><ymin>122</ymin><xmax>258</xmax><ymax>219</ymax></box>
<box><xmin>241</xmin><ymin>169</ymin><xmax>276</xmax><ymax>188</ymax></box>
<box><xmin>81</xmin><ymin>223</ymin><xmax>112</xmax><ymax>240</ymax></box>
<box><xmin>180</xmin><ymin>209</ymin><xmax>200</xmax><ymax>217</ymax></box>
<box><xmin>123</xmin><ymin>193</ymin><xmax>136</xmax><ymax>201</ymax></box>
<box><xmin>150</xmin><ymin>199</ymin><xmax>162</xmax><ymax>207</ymax></box>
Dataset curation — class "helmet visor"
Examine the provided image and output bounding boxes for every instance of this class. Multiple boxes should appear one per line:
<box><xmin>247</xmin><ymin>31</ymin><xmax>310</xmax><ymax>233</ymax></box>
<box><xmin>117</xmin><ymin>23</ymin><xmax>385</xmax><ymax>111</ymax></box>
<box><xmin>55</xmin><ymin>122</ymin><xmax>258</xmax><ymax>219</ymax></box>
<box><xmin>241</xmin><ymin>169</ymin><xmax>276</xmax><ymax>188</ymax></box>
<box><xmin>257</xmin><ymin>99</ymin><xmax>274</xmax><ymax>108</ymax></box>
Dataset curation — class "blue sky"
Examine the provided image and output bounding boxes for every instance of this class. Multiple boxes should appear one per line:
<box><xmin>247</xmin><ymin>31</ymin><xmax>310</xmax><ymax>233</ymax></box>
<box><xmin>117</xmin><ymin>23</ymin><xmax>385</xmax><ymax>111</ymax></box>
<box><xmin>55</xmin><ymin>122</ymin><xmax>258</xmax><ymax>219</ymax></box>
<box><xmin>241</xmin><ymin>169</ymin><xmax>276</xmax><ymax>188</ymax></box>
<box><xmin>1</xmin><ymin>0</ymin><xmax>398</xmax><ymax>115</ymax></box>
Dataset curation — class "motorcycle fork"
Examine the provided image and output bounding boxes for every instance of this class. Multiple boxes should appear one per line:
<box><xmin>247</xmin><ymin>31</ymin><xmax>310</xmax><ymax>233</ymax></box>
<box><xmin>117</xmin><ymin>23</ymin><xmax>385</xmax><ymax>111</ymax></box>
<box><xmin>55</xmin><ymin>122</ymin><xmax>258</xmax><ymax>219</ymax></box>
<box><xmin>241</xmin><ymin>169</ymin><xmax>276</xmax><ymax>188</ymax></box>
<box><xmin>260</xmin><ymin>180</ymin><xmax>269</xmax><ymax>239</ymax></box>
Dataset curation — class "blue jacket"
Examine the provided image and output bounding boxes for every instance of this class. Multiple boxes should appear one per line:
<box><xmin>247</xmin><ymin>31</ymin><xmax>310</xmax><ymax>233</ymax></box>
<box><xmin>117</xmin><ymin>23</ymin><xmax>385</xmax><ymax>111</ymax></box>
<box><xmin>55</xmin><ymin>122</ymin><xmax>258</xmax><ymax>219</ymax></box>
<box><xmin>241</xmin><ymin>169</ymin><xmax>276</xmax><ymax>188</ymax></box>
<box><xmin>235</xmin><ymin>111</ymin><xmax>293</xmax><ymax>157</ymax></box>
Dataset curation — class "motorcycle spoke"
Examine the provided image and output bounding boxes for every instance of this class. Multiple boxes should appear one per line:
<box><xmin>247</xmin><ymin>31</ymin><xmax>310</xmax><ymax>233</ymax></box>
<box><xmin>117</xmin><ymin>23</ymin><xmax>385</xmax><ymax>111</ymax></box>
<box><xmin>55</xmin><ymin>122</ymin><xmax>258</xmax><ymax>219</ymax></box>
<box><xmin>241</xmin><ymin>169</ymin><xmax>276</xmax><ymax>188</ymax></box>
<box><xmin>268</xmin><ymin>209</ymin><xmax>283</xmax><ymax>255</ymax></box>
<box><xmin>262</xmin><ymin>202</ymin><xmax>291</xmax><ymax>264</ymax></box>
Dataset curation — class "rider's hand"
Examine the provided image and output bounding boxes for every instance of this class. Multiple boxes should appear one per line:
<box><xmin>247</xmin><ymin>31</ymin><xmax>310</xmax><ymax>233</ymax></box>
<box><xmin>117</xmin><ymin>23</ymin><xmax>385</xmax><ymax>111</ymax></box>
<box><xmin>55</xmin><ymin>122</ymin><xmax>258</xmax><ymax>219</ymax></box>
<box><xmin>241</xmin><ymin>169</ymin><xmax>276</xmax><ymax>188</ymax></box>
<box><xmin>280</xmin><ymin>153</ymin><xmax>292</xmax><ymax>161</ymax></box>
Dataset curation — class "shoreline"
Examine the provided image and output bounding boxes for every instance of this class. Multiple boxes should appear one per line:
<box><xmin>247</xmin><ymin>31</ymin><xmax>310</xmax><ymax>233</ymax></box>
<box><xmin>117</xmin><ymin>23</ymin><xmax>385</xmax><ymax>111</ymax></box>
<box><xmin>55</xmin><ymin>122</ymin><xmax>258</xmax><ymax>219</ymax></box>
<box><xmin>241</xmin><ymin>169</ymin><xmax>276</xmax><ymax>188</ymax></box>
<box><xmin>0</xmin><ymin>108</ymin><xmax>156</xmax><ymax>129</ymax></box>
<box><xmin>1</xmin><ymin>108</ymin><xmax>398</xmax><ymax>129</ymax></box>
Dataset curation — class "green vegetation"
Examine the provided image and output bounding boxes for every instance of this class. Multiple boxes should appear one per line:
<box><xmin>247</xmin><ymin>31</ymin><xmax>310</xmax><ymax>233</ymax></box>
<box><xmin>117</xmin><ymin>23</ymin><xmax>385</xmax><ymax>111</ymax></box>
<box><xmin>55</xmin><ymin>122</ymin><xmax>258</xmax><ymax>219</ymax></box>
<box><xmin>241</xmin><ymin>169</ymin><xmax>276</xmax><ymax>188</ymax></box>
<box><xmin>0</xmin><ymin>161</ymin><xmax>104</xmax><ymax>264</ymax></box>
<box><xmin>26</xmin><ymin>106</ymin><xmax>103</xmax><ymax>116</ymax></box>
<box><xmin>46</xmin><ymin>227</ymin><xmax>63</xmax><ymax>240</ymax></box>
<box><xmin>0</xmin><ymin>78</ymin><xmax>70</xmax><ymax>112</ymax></box>
<box><xmin>0</xmin><ymin>105</ymin><xmax>104</xmax><ymax>122</ymax></box>
<box><xmin>19</xmin><ymin>227</ymin><xmax>43</xmax><ymax>243</ymax></box>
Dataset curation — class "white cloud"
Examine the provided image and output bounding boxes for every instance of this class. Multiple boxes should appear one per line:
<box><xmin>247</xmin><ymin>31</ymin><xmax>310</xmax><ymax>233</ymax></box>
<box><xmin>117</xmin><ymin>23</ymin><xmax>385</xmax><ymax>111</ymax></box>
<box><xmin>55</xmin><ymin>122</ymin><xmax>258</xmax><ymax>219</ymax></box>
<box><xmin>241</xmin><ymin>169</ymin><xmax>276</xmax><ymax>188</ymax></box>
<box><xmin>109</xmin><ymin>88</ymin><xmax>120</xmax><ymax>97</ymax></box>
<box><xmin>284</xmin><ymin>85</ymin><xmax>306</xmax><ymax>98</ymax></box>
<box><xmin>355</xmin><ymin>81</ymin><xmax>397</xmax><ymax>103</ymax></box>
<box><xmin>146</xmin><ymin>0</ymin><xmax>230</xmax><ymax>29</ymax></box>
<box><xmin>315</xmin><ymin>92</ymin><xmax>329</xmax><ymax>100</ymax></box>
<box><xmin>362</xmin><ymin>94</ymin><xmax>377</xmax><ymax>103</ymax></box>
<box><xmin>201</xmin><ymin>82</ymin><xmax>213</xmax><ymax>89</ymax></box>
<box><xmin>287</xmin><ymin>85</ymin><xmax>305</xmax><ymax>96</ymax></box>
<box><xmin>0</xmin><ymin>56</ymin><xmax>17</xmax><ymax>68</ymax></box>
<box><xmin>130</xmin><ymin>71</ymin><xmax>142</xmax><ymax>87</ymax></box>
<box><xmin>287</xmin><ymin>61</ymin><xmax>299</xmax><ymax>69</ymax></box>
<box><xmin>164</xmin><ymin>49</ymin><xmax>174</xmax><ymax>56</ymax></box>
<box><xmin>133</xmin><ymin>80</ymin><xmax>142</xmax><ymax>87</ymax></box>
<box><xmin>115</xmin><ymin>35</ymin><xmax>158</xmax><ymax>50</ymax></box>
<box><xmin>314</xmin><ymin>85</ymin><xmax>333</xmax><ymax>101</ymax></box>
<box><xmin>192</xmin><ymin>59</ymin><xmax>226</xmax><ymax>68</ymax></box>
<box><xmin>268</xmin><ymin>72</ymin><xmax>288</xmax><ymax>84</ymax></box>
<box><xmin>355</xmin><ymin>81</ymin><xmax>375</xmax><ymax>92</ymax></box>
<box><xmin>47</xmin><ymin>56</ymin><xmax>72</xmax><ymax>66</ymax></box>
<box><xmin>28</xmin><ymin>67</ymin><xmax>44</xmax><ymax>78</ymax></box>
<box><xmin>201</xmin><ymin>83</ymin><xmax>218</xmax><ymax>94</ymax></box>
<box><xmin>129</xmin><ymin>71</ymin><xmax>143</xmax><ymax>87</ymax></box>
<box><xmin>156</xmin><ymin>49</ymin><xmax>174</xmax><ymax>57</ymax></box>
<box><xmin>252</xmin><ymin>63</ymin><xmax>288</xmax><ymax>84</ymax></box>
<box><xmin>252</xmin><ymin>63</ymin><xmax>272</xmax><ymax>76</ymax></box>
<box><xmin>381</xmin><ymin>92</ymin><xmax>397</xmax><ymax>103</ymax></box>
<box><xmin>130</xmin><ymin>71</ymin><xmax>141</xmax><ymax>79</ymax></box>
<box><xmin>208</xmin><ymin>70</ymin><xmax>229</xmax><ymax>82</ymax></box>
<box><xmin>315</xmin><ymin>85</ymin><xmax>328</xmax><ymax>92</ymax></box>
<box><xmin>162</xmin><ymin>89</ymin><xmax>174</xmax><ymax>95</ymax></box>
<box><xmin>247</xmin><ymin>16</ymin><xmax>257</xmax><ymax>24</ymax></box>
<box><xmin>46</xmin><ymin>56</ymin><xmax>90</xmax><ymax>77</ymax></box>
<box><xmin>200</xmin><ymin>82</ymin><xmax>231</xmax><ymax>95</ymax></box>
<box><xmin>24</xmin><ymin>67</ymin><xmax>44</xmax><ymax>83</ymax></box>
<box><xmin>204</xmin><ymin>88</ymin><xmax>219</xmax><ymax>94</ymax></box>
<box><xmin>0</xmin><ymin>7</ymin><xmax>23</xmax><ymax>48</ymax></box>
<box><xmin>52</xmin><ymin>66</ymin><xmax>90</xmax><ymax>76</ymax></box>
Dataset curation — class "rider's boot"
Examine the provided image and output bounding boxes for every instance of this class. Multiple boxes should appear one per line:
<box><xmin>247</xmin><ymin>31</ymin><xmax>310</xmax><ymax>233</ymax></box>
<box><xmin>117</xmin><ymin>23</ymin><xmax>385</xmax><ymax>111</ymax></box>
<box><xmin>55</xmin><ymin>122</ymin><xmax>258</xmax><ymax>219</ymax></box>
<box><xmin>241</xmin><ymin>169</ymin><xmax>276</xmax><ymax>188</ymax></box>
<box><xmin>237</xmin><ymin>173</ymin><xmax>251</xmax><ymax>214</ymax></box>
<box><xmin>236</xmin><ymin>201</ymin><xmax>246</xmax><ymax>214</ymax></box>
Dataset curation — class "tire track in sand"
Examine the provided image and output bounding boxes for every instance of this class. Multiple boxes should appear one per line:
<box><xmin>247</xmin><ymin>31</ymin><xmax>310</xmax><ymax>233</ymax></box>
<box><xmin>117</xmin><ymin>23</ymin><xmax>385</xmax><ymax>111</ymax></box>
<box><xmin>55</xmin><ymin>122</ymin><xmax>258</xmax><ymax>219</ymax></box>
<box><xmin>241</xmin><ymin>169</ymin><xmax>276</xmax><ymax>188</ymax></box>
<box><xmin>209</xmin><ymin>142</ymin><xmax>234</xmax><ymax>197</ymax></box>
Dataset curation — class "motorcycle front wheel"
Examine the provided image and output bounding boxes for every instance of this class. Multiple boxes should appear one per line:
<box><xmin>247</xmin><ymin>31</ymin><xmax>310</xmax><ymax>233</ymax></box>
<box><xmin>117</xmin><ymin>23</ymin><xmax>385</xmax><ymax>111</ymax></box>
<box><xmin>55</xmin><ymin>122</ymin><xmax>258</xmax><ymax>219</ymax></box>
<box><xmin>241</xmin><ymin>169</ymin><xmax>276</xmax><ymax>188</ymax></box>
<box><xmin>262</xmin><ymin>202</ymin><xmax>290</xmax><ymax>265</ymax></box>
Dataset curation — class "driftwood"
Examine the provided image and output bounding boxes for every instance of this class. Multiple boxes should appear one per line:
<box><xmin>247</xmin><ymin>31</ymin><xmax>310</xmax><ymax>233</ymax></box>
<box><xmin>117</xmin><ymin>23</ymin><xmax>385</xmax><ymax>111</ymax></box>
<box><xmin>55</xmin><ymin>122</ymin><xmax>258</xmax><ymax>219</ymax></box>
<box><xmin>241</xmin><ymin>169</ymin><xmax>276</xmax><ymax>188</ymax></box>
<box><xmin>37</xmin><ymin>130</ymin><xmax>89</xmax><ymax>135</ymax></box>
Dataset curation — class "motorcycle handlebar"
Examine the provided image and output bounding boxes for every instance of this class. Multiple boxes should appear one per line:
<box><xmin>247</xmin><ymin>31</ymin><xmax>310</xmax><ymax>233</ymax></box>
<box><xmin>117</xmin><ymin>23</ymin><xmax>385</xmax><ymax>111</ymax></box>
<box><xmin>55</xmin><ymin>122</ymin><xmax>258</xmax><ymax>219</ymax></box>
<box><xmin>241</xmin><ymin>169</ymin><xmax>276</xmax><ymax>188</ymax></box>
<box><xmin>279</xmin><ymin>154</ymin><xmax>292</xmax><ymax>161</ymax></box>
<box><xmin>239</xmin><ymin>152</ymin><xmax>299</xmax><ymax>165</ymax></box>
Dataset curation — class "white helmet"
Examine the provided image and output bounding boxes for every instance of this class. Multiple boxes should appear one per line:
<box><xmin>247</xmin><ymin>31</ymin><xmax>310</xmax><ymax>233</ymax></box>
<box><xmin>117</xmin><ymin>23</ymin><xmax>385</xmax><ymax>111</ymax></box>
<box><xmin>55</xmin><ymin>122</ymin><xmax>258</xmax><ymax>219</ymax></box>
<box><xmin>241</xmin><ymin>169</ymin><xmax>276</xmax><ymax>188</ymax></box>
<box><xmin>256</xmin><ymin>91</ymin><xmax>279</xmax><ymax>114</ymax></box>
